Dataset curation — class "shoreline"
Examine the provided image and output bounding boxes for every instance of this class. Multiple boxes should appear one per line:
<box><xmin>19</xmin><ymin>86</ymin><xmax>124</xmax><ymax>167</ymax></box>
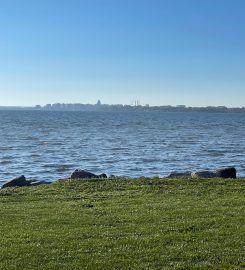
<box><xmin>1</xmin><ymin>167</ymin><xmax>242</xmax><ymax>189</ymax></box>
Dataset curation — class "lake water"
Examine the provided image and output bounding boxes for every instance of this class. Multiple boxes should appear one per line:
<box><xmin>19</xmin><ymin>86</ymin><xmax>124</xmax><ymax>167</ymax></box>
<box><xmin>0</xmin><ymin>111</ymin><xmax>244</xmax><ymax>184</ymax></box>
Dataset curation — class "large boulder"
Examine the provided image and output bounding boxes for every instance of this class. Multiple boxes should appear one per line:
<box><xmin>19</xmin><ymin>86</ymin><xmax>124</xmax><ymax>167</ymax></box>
<box><xmin>2</xmin><ymin>175</ymin><xmax>29</xmax><ymax>188</ymax></box>
<box><xmin>215</xmin><ymin>167</ymin><xmax>236</xmax><ymax>179</ymax></box>
<box><xmin>166</xmin><ymin>171</ymin><xmax>192</xmax><ymax>178</ymax></box>
<box><xmin>71</xmin><ymin>169</ymin><xmax>107</xmax><ymax>179</ymax></box>
<box><xmin>191</xmin><ymin>170</ymin><xmax>218</xmax><ymax>178</ymax></box>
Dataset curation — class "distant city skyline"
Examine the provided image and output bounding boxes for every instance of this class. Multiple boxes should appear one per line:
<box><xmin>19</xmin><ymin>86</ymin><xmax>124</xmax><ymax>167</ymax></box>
<box><xmin>0</xmin><ymin>1</ymin><xmax>245</xmax><ymax>107</ymax></box>
<box><xmin>0</xmin><ymin>98</ymin><xmax>245</xmax><ymax>108</ymax></box>
<box><xmin>1</xmin><ymin>101</ymin><xmax>244</xmax><ymax>112</ymax></box>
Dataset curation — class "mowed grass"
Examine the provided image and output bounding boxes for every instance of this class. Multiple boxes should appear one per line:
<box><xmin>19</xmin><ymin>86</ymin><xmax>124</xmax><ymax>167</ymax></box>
<box><xmin>0</xmin><ymin>177</ymin><xmax>244</xmax><ymax>270</ymax></box>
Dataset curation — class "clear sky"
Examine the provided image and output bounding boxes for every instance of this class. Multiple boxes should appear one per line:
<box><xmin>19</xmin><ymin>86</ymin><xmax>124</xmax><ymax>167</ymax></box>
<box><xmin>0</xmin><ymin>0</ymin><xmax>245</xmax><ymax>107</ymax></box>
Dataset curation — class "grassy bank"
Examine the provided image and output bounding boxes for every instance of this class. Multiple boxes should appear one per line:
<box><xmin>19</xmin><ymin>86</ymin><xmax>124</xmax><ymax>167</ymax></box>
<box><xmin>0</xmin><ymin>177</ymin><xmax>244</xmax><ymax>270</ymax></box>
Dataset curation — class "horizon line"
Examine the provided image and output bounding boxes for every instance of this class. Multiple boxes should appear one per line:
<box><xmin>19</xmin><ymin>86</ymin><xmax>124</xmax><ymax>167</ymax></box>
<box><xmin>0</xmin><ymin>103</ymin><xmax>244</xmax><ymax>109</ymax></box>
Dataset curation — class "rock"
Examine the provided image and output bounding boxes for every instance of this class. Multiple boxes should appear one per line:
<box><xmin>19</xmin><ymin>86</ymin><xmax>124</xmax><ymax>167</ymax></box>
<box><xmin>166</xmin><ymin>171</ymin><xmax>192</xmax><ymax>178</ymax></box>
<box><xmin>215</xmin><ymin>167</ymin><xmax>236</xmax><ymax>179</ymax></box>
<box><xmin>71</xmin><ymin>170</ymin><xmax>96</xmax><ymax>179</ymax></box>
<box><xmin>2</xmin><ymin>175</ymin><xmax>29</xmax><ymax>188</ymax></box>
<box><xmin>99</xmin><ymin>173</ymin><xmax>107</xmax><ymax>178</ymax></box>
<box><xmin>191</xmin><ymin>170</ymin><xmax>218</xmax><ymax>178</ymax></box>
<box><xmin>1</xmin><ymin>176</ymin><xmax>52</xmax><ymax>188</ymax></box>
<box><xmin>70</xmin><ymin>169</ymin><xmax>107</xmax><ymax>179</ymax></box>
<box><xmin>29</xmin><ymin>181</ymin><xmax>51</xmax><ymax>186</ymax></box>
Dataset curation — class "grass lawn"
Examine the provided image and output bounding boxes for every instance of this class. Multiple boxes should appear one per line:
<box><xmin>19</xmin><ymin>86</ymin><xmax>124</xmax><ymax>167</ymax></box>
<box><xmin>0</xmin><ymin>177</ymin><xmax>244</xmax><ymax>270</ymax></box>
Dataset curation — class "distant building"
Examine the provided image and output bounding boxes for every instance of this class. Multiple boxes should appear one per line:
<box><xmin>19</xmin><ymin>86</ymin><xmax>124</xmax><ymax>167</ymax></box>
<box><xmin>132</xmin><ymin>100</ymin><xmax>140</xmax><ymax>106</ymax></box>
<box><xmin>44</xmin><ymin>104</ymin><xmax>52</xmax><ymax>110</ymax></box>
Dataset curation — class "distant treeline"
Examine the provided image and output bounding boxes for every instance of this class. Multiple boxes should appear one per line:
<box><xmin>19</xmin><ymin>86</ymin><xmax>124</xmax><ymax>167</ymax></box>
<box><xmin>1</xmin><ymin>104</ymin><xmax>245</xmax><ymax>113</ymax></box>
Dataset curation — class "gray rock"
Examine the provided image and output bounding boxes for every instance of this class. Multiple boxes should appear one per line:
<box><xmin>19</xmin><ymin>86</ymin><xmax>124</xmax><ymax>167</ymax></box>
<box><xmin>215</xmin><ymin>167</ymin><xmax>236</xmax><ymax>179</ymax></box>
<box><xmin>2</xmin><ymin>175</ymin><xmax>29</xmax><ymax>188</ymax></box>
<box><xmin>71</xmin><ymin>169</ymin><xmax>107</xmax><ymax>179</ymax></box>
<box><xmin>166</xmin><ymin>171</ymin><xmax>192</xmax><ymax>178</ymax></box>
<box><xmin>99</xmin><ymin>173</ymin><xmax>107</xmax><ymax>178</ymax></box>
<box><xmin>191</xmin><ymin>170</ymin><xmax>218</xmax><ymax>178</ymax></box>
<box><xmin>29</xmin><ymin>181</ymin><xmax>51</xmax><ymax>186</ymax></box>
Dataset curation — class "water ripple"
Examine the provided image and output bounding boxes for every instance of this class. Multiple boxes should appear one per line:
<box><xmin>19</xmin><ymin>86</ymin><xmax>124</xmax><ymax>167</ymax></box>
<box><xmin>0</xmin><ymin>111</ymin><xmax>244</xmax><ymax>183</ymax></box>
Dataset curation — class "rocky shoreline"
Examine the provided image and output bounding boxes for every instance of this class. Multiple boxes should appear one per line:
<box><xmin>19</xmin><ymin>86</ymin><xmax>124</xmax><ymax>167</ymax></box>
<box><xmin>166</xmin><ymin>167</ymin><xmax>237</xmax><ymax>179</ymax></box>
<box><xmin>1</xmin><ymin>167</ymin><xmax>239</xmax><ymax>189</ymax></box>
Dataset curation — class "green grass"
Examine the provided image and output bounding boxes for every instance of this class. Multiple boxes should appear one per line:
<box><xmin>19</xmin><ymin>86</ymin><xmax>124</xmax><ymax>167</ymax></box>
<box><xmin>0</xmin><ymin>177</ymin><xmax>244</xmax><ymax>270</ymax></box>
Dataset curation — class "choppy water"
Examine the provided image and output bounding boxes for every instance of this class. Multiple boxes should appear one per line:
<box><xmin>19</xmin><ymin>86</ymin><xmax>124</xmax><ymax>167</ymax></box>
<box><xmin>0</xmin><ymin>111</ymin><xmax>244</xmax><ymax>184</ymax></box>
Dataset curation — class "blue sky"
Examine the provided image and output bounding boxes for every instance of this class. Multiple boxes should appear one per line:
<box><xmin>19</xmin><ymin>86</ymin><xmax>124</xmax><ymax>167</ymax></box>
<box><xmin>0</xmin><ymin>0</ymin><xmax>245</xmax><ymax>107</ymax></box>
